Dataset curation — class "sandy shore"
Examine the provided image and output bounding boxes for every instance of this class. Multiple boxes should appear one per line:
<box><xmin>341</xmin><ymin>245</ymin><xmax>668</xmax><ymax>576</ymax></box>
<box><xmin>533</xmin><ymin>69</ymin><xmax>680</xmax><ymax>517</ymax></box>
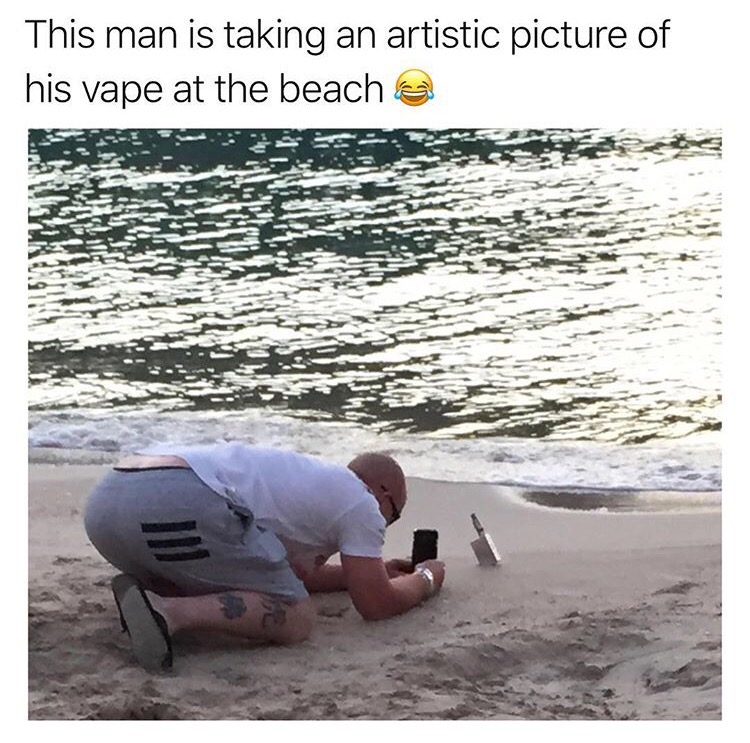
<box><xmin>28</xmin><ymin>456</ymin><xmax>721</xmax><ymax>720</ymax></box>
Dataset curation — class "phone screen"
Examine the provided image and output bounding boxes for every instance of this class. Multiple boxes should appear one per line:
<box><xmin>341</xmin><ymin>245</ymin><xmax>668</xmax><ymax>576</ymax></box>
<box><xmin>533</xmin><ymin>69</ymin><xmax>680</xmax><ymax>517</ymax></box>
<box><xmin>411</xmin><ymin>529</ymin><xmax>438</xmax><ymax>566</ymax></box>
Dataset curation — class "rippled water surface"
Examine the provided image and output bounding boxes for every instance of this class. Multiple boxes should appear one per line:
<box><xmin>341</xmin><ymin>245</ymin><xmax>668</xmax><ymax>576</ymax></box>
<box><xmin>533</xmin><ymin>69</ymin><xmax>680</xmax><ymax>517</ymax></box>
<box><xmin>28</xmin><ymin>129</ymin><xmax>721</xmax><ymax>446</ymax></box>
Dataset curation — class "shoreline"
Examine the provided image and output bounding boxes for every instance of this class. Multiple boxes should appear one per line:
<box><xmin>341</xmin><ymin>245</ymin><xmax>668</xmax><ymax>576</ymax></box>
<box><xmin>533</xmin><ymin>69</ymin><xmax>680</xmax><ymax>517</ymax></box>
<box><xmin>28</xmin><ymin>459</ymin><xmax>721</xmax><ymax>720</ymax></box>
<box><xmin>28</xmin><ymin>446</ymin><xmax>722</xmax><ymax>513</ymax></box>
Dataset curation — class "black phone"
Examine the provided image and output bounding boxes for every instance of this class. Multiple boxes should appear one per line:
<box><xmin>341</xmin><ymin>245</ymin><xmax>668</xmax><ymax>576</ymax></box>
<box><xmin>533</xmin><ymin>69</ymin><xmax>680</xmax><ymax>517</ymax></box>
<box><xmin>411</xmin><ymin>529</ymin><xmax>438</xmax><ymax>567</ymax></box>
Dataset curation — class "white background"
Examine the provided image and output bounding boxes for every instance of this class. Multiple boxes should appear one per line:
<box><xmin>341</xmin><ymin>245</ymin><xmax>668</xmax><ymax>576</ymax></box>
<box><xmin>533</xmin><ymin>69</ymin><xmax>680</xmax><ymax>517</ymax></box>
<box><xmin>5</xmin><ymin>0</ymin><xmax>748</xmax><ymax>737</ymax></box>
<box><xmin>10</xmin><ymin>2</ymin><xmax>739</xmax><ymax>128</ymax></box>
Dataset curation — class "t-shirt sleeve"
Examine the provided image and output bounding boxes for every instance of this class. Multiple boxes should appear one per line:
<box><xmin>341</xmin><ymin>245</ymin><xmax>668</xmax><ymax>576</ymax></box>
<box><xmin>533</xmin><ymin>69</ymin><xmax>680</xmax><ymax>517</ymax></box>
<box><xmin>336</xmin><ymin>498</ymin><xmax>386</xmax><ymax>558</ymax></box>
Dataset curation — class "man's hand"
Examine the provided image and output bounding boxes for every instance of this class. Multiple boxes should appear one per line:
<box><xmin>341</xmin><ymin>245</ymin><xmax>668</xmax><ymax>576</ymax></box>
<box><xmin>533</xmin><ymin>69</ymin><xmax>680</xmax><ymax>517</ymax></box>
<box><xmin>415</xmin><ymin>559</ymin><xmax>446</xmax><ymax>592</ymax></box>
<box><xmin>384</xmin><ymin>558</ymin><xmax>413</xmax><ymax>578</ymax></box>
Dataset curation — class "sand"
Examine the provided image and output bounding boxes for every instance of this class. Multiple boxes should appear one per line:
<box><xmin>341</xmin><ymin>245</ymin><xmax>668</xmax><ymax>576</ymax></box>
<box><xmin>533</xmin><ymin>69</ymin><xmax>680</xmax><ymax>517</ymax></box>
<box><xmin>28</xmin><ymin>456</ymin><xmax>721</xmax><ymax>721</ymax></box>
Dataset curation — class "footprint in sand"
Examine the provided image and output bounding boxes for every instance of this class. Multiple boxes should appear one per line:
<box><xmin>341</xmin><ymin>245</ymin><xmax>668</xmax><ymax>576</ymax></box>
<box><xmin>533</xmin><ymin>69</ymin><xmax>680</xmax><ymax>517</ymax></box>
<box><xmin>652</xmin><ymin>580</ymin><xmax>700</xmax><ymax>595</ymax></box>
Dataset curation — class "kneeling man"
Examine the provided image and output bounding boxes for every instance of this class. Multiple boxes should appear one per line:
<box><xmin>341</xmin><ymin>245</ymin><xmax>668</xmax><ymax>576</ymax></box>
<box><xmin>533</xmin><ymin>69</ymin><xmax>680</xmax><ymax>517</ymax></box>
<box><xmin>84</xmin><ymin>442</ymin><xmax>445</xmax><ymax>671</ymax></box>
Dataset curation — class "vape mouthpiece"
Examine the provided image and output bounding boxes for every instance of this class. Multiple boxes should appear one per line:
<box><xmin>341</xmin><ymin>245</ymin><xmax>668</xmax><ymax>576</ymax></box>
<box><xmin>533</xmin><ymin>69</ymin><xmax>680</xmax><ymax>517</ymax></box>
<box><xmin>471</xmin><ymin>513</ymin><xmax>485</xmax><ymax>537</ymax></box>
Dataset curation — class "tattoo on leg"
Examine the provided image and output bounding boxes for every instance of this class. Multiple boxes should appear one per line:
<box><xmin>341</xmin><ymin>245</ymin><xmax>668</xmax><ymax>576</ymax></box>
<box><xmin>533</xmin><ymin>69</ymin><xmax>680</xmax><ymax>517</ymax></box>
<box><xmin>219</xmin><ymin>593</ymin><xmax>247</xmax><ymax>620</ymax></box>
<box><xmin>260</xmin><ymin>597</ymin><xmax>291</xmax><ymax>628</ymax></box>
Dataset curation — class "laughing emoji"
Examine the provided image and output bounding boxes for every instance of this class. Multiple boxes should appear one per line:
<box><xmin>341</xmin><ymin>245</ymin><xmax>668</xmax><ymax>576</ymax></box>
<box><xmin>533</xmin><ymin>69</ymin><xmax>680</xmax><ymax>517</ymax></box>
<box><xmin>394</xmin><ymin>69</ymin><xmax>434</xmax><ymax>107</ymax></box>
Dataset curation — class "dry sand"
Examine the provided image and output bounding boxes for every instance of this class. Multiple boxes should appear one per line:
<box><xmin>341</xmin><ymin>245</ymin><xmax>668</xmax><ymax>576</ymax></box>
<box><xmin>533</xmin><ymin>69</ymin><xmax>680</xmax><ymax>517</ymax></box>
<box><xmin>28</xmin><ymin>456</ymin><xmax>721</xmax><ymax>721</ymax></box>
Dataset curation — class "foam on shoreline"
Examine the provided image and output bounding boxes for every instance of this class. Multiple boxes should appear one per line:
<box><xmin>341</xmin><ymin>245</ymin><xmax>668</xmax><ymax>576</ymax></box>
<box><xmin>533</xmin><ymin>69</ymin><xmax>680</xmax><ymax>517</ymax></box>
<box><xmin>29</xmin><ymin>447</ymin><xmax>721</xmax><ymax>515</ymax></box>
<box><xmin>27</xmin><ymin>408</ymin><xmax>722</xmax><ymax>495</ymax></box>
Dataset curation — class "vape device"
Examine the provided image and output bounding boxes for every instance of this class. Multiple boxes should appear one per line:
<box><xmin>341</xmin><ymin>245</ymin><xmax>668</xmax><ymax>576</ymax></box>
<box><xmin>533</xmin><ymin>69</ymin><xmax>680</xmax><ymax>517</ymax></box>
<box><xmin>470</xmin><ymin>513</ymin><xmax>501</xmax><ymax>566</ymax></box>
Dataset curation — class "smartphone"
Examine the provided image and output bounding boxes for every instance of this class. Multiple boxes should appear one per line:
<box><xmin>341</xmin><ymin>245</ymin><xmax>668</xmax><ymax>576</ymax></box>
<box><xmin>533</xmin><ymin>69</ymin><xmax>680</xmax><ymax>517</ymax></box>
<box><xmin>411</xmin><ymin>529</ymin><xmax>438</xmax><ymax>567</ymax></box>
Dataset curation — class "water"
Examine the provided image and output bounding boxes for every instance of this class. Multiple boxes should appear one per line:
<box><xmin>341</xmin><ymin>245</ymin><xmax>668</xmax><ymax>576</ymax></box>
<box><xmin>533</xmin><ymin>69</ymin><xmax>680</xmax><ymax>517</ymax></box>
<box><xmin>27</xmin><ymin>128</ymin><xmax>722</xmax><ymax>503</ymax></box>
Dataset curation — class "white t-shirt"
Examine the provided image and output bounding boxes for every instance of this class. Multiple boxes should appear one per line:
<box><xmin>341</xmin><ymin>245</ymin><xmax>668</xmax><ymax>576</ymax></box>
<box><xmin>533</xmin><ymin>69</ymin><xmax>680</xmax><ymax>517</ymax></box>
<box><xmin>139</xmin><ymin>442</ymin><xmax>386</xmax><ymax>570</ymax></box>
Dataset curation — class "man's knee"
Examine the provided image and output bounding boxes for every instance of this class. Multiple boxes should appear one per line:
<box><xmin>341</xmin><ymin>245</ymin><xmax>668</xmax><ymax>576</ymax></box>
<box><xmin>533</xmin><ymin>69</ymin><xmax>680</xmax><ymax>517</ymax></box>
<box><xmin>272</xmin><ymin>598</ymin><xmax>315</xmax><ymax>645</ymax></box>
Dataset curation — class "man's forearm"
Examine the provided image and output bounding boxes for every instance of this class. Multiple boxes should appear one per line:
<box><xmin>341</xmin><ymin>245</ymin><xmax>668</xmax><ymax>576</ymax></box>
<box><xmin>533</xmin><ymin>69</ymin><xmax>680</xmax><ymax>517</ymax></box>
<box><xmin>303</xmin><ymin>564</ymin><xmax>348</xmax><ymax>593</ymax></box>
<box><xmin>369</xmin><ymin>572</ymin><xmax>430</xmax><ymax>619</ymax></box>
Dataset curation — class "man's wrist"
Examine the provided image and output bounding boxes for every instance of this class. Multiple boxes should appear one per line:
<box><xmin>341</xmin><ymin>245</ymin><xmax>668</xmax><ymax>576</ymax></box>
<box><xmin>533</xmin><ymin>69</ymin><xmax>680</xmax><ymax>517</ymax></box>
<box><xmin>415</xmin><ymin>565</ymin><xmax>436</xmax><ymax>599</ymax></box>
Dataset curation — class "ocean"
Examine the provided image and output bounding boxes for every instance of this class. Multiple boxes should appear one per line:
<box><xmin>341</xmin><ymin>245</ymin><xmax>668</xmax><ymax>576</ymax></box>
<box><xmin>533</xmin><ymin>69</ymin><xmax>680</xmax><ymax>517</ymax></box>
<box><xmin>27</xmin><ymin>128</ymin><xmax>721</xmax><ymax>508</ymax></box>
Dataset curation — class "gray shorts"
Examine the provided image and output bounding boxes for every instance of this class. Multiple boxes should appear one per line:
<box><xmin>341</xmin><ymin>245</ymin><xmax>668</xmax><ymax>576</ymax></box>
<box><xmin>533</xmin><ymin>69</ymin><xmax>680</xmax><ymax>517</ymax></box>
<box><xmin>84</xmin><ymin>467</ymin><xmax>307</xmax><ymax>601</ymax></box>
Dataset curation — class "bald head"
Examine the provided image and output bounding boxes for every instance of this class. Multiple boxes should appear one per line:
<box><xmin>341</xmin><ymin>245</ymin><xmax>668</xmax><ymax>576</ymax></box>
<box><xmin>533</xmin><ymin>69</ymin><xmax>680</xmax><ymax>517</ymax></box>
<box><xmin>348</xmin><ymin>452</ymin><xmax>407</xmax><ymax>520</ymax></box>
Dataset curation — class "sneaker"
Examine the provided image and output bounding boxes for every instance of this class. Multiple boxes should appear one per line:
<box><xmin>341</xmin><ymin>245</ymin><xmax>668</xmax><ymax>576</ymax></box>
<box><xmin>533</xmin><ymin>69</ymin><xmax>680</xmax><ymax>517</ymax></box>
<box><xmin>111</xmin><ymin>574</ymin><xmax>173</xmax><ymax>672</ymax></box>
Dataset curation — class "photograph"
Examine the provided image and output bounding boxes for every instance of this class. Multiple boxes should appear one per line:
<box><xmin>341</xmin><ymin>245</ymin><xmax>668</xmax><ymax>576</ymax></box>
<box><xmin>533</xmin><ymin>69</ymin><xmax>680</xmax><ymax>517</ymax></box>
<box><xmin>28</xmin><ymin>127</ymin><xmax>721</xmax><ymax>720</ymax></box>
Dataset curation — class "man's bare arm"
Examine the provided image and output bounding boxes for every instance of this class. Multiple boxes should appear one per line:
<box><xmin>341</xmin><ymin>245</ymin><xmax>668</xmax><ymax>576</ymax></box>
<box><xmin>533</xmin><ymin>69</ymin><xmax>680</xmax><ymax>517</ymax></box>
<box><xmin>341</xmin><ymin>554</ymin><xmax>445</xmax><ymax>620</ymax></box>
<box><xmin>300</xmin><ymin>563</ymin><xmax>348</xmax><ymax>593</ymax></box>
<box><xmin>299</xmin><ymin>558</ymin><xmax>421</xmax><ymax>594</ymax></box>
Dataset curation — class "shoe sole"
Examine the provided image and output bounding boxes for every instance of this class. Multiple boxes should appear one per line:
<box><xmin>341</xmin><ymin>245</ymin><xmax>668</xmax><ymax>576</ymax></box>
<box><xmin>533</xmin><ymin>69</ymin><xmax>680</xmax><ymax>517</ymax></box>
<box><xmin>111</xmin><ymin>574</ymin><xmax>172</xmax><ymax>672</ymax></box>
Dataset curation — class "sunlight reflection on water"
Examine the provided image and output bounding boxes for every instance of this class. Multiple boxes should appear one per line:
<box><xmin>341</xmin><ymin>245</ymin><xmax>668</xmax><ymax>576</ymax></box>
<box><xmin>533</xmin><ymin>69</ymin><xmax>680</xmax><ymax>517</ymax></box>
<box><xmin>28</xmin><ymin>128</ymin><xmax>721</xmax><ymax>444</ymax></box>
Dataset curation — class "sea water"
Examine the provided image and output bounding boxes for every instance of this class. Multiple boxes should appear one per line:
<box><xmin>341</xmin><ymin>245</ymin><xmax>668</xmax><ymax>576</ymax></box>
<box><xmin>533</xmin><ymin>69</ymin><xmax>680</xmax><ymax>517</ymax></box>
<box><xmin>28</xmin><ymin>129</ymin><xmax>721</xmax><ymax>507</ymax></box>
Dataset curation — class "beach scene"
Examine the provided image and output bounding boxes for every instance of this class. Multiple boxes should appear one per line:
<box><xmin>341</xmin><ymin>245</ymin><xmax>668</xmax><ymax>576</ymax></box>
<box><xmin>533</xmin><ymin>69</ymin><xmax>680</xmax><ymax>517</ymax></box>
<box><xmin>28</xmin><ymin>128</ymin><xmax>721</xmax><ymax>720</ymax></box>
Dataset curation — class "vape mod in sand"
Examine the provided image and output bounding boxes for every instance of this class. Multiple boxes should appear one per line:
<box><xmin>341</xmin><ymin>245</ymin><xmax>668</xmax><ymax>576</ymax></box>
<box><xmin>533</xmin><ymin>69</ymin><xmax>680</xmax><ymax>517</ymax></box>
<box><xmin>470</xmin><ymin>513</ymin><xmax>501</xmax><ymax>566</ymax></box>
